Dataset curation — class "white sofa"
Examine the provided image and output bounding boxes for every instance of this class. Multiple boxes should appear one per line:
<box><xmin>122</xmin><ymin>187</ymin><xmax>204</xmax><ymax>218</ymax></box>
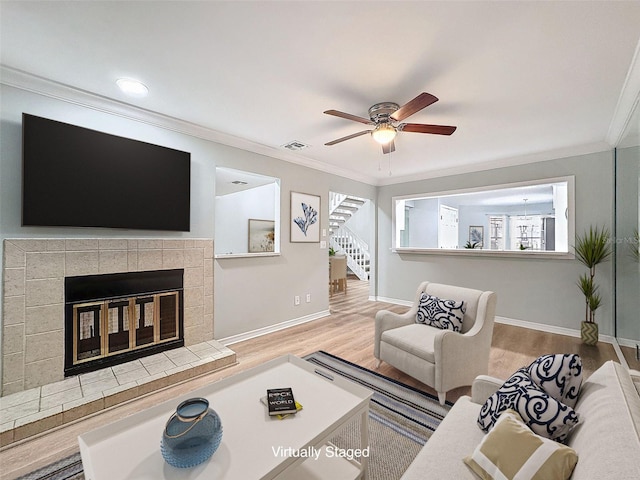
<box><xmin>401</xmin><ymin>360</ymin><xmax>640</xmax><ymax>479</ymax></box>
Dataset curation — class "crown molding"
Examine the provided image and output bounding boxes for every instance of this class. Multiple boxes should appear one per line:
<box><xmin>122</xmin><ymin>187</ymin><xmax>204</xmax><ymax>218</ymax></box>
<box><xmin>376</xmin><ymin>141</ymin><xmax>612</xmax><ymax>186</ymax></box>
<box><xmin>0</xmin><ymin>65</ymin><xmax>377</xmax><ymax>186</ymax></box>
<box><xmin>607</xmin><ymin>36</ymin><xmax>640</xmax><ymax>146</ymax></box>
<box><xmin>1</xmin><ymin>65</ymin><xmax>628</xmax><ymax>189</ymax></box>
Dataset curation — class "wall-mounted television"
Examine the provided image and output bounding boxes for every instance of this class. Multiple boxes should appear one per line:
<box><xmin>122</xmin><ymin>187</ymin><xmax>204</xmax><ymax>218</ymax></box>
<box><xmin>22</xmin><ymin>113</ymin><xmax>191</xmax><ymax>231</ymax></box>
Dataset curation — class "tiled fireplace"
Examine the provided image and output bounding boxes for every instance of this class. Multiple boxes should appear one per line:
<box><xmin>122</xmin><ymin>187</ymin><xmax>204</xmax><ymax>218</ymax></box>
<box><xmin>64</xmin><ymin>269</ymin><xmax>185</xmax><ymax>376</ymax></box>
<box><xmin>2</xmin><ymin>239</ymin><xmax>214</xmax><ymax>396</ymax></box>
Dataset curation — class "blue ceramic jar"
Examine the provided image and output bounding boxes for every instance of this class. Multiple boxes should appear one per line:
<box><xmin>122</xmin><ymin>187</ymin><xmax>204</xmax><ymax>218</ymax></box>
<box><xmin>161</xmin><ymin>397</ymin><xmax>223</xmax><ymax>468</ymax></box>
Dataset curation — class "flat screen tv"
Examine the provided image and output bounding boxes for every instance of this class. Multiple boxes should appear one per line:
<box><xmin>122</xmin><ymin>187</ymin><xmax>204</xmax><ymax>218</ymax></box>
<box><xmin>22</xmin><ymin>113</ymin><xmax>191</xmax><ymax>231</ymax></box>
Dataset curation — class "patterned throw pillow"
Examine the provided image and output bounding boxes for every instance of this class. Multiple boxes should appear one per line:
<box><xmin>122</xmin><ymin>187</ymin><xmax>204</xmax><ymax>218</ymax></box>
<box><xmin>415</xmin><ymin>293</ymin><xmax>466</xmax><ymax>332</ymax></box>
<box><xmin>477</xmin><ymin>369</ymin><xmax>580</xmax><ymax>443</ymax></box>
<box><xmin>527</xmin><ymin>354</ymin><xmax>583</xmax><ymax>408</ymax></box>
<box><xmin>465</xmin><ymin>409</ymin><xmax>578</xmax><ymax>480</ymax></box>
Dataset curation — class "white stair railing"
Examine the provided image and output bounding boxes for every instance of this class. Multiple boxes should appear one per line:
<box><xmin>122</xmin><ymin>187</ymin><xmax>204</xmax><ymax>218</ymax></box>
<box><xmin>329</xmin><ymin>225</ymin><xmax>370</xmax><ymax>281</ymax></box>
<box><xmin>329</xmin><ymin>192</ymin><xmax>347</xmax><ymax>215</ymax></box>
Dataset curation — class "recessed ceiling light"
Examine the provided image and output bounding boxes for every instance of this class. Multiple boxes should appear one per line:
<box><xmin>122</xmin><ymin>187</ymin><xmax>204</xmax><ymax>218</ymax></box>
<box><xmin>116</xmin><ymin>78</ymin><xmax>149</xmax><ymax>97</ymax></box>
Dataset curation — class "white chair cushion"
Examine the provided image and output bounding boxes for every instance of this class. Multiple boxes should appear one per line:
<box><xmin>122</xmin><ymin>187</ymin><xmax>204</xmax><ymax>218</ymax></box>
<box><xmin>380</xmin><ymin>324</ymin><xmax>439</xmax><ymax>363</ymax></box>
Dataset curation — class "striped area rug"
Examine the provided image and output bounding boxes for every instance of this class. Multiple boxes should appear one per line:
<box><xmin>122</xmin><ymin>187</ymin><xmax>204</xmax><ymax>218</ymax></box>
<box><xmin>306</xmin><ymin>351</ymin><xmax>452</xmax><ymax>480</ymax></box>
<box><xmin>18</xmin><ymin>351</ymin><xmax>451</xmax><ymax>480</ymax></box>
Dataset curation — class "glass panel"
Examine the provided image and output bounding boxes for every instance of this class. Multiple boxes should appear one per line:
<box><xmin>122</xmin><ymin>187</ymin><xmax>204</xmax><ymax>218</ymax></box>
<box><xmin>615</xmin><ymin>145</ymin><xmax>640</xmax><ymax>367</ymax></box>
<box><xmin>393</xmin><ymin>177</ymin><xmax>573</xmax><ymax>254</ymax></box>
<box><xmin>614</xmin><ymin>98</ymin><xmax>639</xmax><ymax>368</ymax></box>
<box><xmin>107</xmin><ymin>299</ymin><xmax>130</xmax><ymax>353</ymax></box>
<box><xmin>76</xmin><ymin>303</ymin><xmax>102</xmax><ymax>361</ymax></box>
<box><xmin>159</xmin><ymin>293</ymin><xmax>178</xmax><ymax>340</ymax></box>
<box><xmin>135</xmin><ymin>296</ymin><xmax>155</xmax><ymax>347</ymax></box>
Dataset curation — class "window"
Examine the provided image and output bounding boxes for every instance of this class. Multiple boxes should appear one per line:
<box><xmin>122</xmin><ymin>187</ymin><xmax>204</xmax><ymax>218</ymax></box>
<box><xmin>392</xmin><ymin>176</ymin><xmax>574</xmax><ymax>256</ymax></box>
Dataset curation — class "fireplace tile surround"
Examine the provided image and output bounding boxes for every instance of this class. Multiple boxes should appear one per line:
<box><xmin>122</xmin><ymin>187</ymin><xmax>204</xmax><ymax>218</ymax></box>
<box><xmin>2</xmin><ymin>238</ymin><xmax>214</xmax><ymax>397</ymax></box>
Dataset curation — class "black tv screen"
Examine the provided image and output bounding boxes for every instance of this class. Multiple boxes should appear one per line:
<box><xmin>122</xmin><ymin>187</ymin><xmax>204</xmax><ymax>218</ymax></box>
<box><xmin>22</xmin><ymin>114</ymin><xmax>191</xmax><ymax>231</ymax></box>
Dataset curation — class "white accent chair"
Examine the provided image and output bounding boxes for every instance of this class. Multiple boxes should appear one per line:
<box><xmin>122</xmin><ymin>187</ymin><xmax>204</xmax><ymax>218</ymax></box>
<box><xmin>374</xmin><ymin>281</ymin><xmax>497</xmax><ymax>405</ymax></box>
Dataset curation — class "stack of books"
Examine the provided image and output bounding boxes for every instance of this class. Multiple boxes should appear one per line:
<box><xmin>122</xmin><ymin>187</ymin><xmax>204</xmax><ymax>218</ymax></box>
<box><xmin>262</xmin><ymin>387</ymin><xmax>303</xmax><ymax>419</ymax></box>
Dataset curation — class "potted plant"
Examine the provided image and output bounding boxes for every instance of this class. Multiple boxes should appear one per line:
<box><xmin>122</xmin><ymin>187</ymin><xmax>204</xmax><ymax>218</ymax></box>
<box><xmin>574</xmin><ymin>226</ymin><xmax>612</xmax><ymax>345</ymax></box>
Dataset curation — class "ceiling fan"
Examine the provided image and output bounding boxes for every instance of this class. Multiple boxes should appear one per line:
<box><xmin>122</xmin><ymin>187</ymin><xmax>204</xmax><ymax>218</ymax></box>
<box><xmin>324</xmin><ymin>92</ymin><xmax>456</xmax><ymax>154</ymax></box>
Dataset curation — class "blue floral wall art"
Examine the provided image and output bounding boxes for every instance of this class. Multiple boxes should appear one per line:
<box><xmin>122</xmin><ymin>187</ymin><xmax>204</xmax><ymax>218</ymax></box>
<box><xmin>290</xmin><ymin>192</ymin><xmax>320</xmax><ymax>242</ymax></box>
<box><xmin>294</xmin><ymin>203</ymin><xmax>317</xmax><ymax>236</ymax></box>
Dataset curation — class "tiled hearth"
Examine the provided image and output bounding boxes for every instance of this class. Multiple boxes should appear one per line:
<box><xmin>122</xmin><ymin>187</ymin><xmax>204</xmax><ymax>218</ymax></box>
<box><xmin>2</xmin><ymin>238</ymin><xmax>215</xmax><ymax>396</ymax></box>
<box><xmin>0</xmin><ymin>339</ymin><xmax>236</xmax><ymax>446</ymax></box>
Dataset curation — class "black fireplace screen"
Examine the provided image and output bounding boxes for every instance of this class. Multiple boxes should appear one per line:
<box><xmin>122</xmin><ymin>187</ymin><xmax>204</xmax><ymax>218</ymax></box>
<box><xmin>65</xmin><ymin>270</ymin><xmax>184</xmax><ymax>376</ymax></box>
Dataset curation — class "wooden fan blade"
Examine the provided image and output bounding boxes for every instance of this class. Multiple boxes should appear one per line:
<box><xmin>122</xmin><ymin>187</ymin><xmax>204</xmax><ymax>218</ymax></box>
<box><xmin>400</xmin><ymin>123</ymin><xmax>457</xmax><ymax>135</ymax></box>
<box><xmin>390</xmin><ymin>92</ymin><xmax>439</xmax><ymax>122</ymax></box>
<box><xmin>382</xmin><ymin>140</ymin><xmax>396</xmax><ymax>154</ymax></box>
<box><xmin>324</xmin><ymin>110</ymin><xmax>374</xmax><ymax>125</ymax></box>
<box><xmin>325</xmin><ymin>130</ymin><xmax>371</xmax><ymax>146</ymax></box>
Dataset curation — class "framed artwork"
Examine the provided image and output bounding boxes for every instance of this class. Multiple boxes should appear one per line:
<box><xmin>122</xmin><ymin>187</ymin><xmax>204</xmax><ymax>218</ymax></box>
<box><xmin>248</xmin><ymin>219</ymin><xmax>275</xmax><ymax>253</ymax></box>
<box><xmin>469</xmin><ymin>225</ymin><xmax>484</xmax><ymax>248</ymax></box>
<box><xmin>290</xmin><ymin>192</ymin><xmax>320</xmax><ymax>243</ymax></box>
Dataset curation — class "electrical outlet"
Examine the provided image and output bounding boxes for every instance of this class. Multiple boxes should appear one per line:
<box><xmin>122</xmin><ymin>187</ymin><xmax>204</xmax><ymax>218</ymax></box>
<box><xmin>294</xmin><ymin>295</ymin><xmax>300</xmax><ymax>306</ymax></box>
<box><xmin>320</xmin><ymin>240</ymin><xmax>327</xmax><ymax>249</ymax></box>
<box><xmin>306</xmin><ymin>293</ymin><xmax>311</xmax><ymax>303</ymax></box>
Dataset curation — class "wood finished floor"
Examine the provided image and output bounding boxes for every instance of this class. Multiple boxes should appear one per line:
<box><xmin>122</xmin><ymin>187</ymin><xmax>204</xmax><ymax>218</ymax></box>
<box><xmin>621</xmin><ymin>345</ymin><xmax>640</xmax><ymax>370</ymax></box>
<box><xmin>0</xmin><ymin>277</ymin><xmax>621</xmax><ymax>479</ymax></box>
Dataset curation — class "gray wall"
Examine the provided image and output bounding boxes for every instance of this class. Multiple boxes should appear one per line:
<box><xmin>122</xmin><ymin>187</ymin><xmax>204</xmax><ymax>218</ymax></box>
<box><xmin>376</xmin><ymin>151</ymin><xmax>615</xmax><ymax>335</ymax></box>
<box><xmin>615</xmin><ymin>145</ymin><xmax>640</xmax><ymax>343</ymax></box>
<box><xmin>213</xmin><ymin>152</ymin><xmax>376</xmax><ymax>339</ymax></box>
<box><xmin>0</xmin><ymin>84</ymin><xmax>377</xmax><ymax>352</ymax></box>
<box><xmin>0</xmin><ymin>82</ymin><xmax>622</xmax><ymax>362</ymax></box>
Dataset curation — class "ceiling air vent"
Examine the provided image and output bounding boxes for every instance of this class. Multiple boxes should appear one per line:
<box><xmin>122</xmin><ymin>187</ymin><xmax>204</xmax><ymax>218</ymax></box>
<box><xmin>282</xmin><ymin>140</ymin><xmax>310</xmax><ymax>151</ymax></box>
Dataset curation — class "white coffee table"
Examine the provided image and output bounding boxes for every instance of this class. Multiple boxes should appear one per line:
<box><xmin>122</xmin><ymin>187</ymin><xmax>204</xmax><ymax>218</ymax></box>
<box><xmin>78</xmin><ymin>354</ymin><xmax>373</xmax><ymax>479</ymax></box>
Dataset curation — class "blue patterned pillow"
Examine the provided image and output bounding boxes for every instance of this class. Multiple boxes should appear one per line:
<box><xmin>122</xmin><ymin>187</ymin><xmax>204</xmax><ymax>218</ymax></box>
<box><xmin>527</xmin><ymin>354</ymin><xmax>582</xmax><ymax>408</ymax></box>
<box><xmin>415</xmin><ymin>293</ymin><xmax>465</xmax><ymax>332</ymax></box>
<box><xmin>477</xmin><ymin>369</ymin><xmax>580</xmax><ymax>443</ymax></box>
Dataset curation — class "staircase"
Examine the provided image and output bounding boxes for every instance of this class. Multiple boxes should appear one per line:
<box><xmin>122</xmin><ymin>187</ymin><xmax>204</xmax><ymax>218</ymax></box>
<box><xmin>330</xmin><ymin>226</ymin><xmax>370</xmax><ymax>281</ymax></box>
<box><xmin>329</xmin><ymin>193</ymin><xmax>370</xmax><ymax>281</ymax></box>
<box><xmin>329</xmin><ymin>194</ymin><xmax>366</xmax><ymax>234</ymax></box>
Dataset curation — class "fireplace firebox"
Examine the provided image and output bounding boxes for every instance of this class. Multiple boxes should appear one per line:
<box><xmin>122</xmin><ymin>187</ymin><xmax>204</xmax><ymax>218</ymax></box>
<box><xmin>65</xmin><ymin>269</ymin><xmax>184</xmax><ymax>376</ymax></box>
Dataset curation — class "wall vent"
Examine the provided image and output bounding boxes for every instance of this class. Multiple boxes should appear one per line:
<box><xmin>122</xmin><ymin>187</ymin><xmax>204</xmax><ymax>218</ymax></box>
<box><xmin>282</xmin><ymin>140</ymin><xmax>310</xmax><ymax>151</ymax></box>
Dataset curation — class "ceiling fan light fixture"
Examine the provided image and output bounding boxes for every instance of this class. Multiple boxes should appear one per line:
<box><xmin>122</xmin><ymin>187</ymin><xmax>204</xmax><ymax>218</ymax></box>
<box><xmin>372</xmin><ymin>123</ymin><xmax>397</xmax><ymax>144</ymax></box>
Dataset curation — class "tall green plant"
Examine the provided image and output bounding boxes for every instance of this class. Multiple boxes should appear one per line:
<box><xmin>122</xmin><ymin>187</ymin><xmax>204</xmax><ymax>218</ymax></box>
<box><xmin>574</xmin><ymin>226</ymin><xmax>612</xmax><ymax>324</ymax></box>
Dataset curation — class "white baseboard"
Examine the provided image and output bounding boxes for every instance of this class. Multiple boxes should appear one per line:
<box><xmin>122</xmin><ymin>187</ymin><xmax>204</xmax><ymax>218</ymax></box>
<box><xmin>617</xmin><ymin>337</ymin><xmax>640</xmax><ymax>349</ymax></box>
<box><xmin>374</xmin><ymin>296</ymin><xmax>413</xmax><ymax>307</ymax></box>
<box><xmin>219</xmin><ymin>310</ymin><xmax>331</xmax><ymax>346</ymax></box>
<box><xmin>373</xmin><ymin>296</ymin><xmax>619</xmax><ymax>345</ymax></box>
<box><xmin>615</xmin><ymin>338</ymin><xmax>640</xmax><ymax>369</ymax></box>
<box><xmin>494</xmin><ymin>316</ymin><xmax>618</xmax><ymax>344</ymax></box>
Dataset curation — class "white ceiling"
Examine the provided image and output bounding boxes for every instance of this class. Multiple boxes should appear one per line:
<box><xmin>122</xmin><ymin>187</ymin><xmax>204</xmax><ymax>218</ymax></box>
<box><xmin>1</xmin><ymin>1</ymin><xmax>639</xmax><ymax>186</ymax></box>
